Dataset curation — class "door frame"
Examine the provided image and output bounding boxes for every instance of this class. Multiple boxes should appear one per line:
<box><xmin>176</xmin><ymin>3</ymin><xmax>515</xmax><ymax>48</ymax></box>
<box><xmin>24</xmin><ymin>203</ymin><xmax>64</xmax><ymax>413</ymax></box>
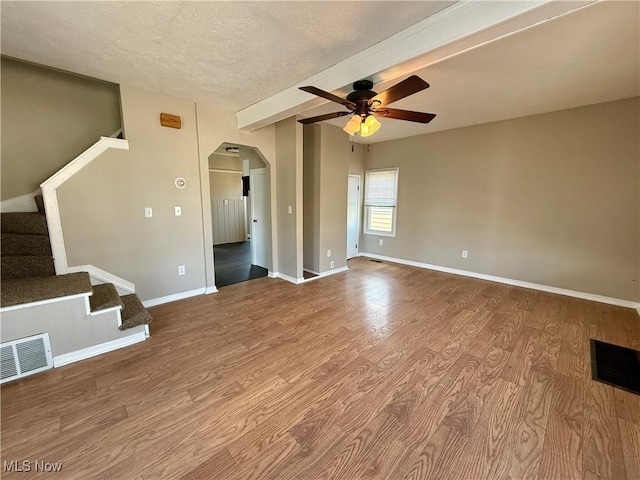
<box><xmin>347</xmin><ymin>174</ymin><xmax>362</xmax><ymax>260</ymax></box>
<box><xmin>250</xmin><ymin>167</ymin><xmax>269</xmax><ymax>267</ymax></box>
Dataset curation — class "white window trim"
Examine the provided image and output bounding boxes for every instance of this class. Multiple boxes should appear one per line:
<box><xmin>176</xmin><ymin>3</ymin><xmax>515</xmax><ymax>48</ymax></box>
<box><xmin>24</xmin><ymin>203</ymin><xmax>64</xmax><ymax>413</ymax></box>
<box><xmin>363</xmin><ymin>167</ymin><xmax>399</xmax><ymax>237</ymax></box>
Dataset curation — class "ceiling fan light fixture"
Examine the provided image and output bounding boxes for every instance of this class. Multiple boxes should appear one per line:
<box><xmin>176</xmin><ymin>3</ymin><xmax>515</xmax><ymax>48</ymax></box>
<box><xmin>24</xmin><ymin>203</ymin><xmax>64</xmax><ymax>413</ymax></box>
<box><xmin>360</xmin><ymin>115</ymin><xmax>381</xmax><ymax>137</ymax></box>
<box><xmin>226</xmin><ymin>146</ymin><xmax>240</xmax><ymax>153</ymax></box>
<box><xmin>343</xmin><ymin>115</ymin><xmax>362</xmax><ymax>135</ymax></box>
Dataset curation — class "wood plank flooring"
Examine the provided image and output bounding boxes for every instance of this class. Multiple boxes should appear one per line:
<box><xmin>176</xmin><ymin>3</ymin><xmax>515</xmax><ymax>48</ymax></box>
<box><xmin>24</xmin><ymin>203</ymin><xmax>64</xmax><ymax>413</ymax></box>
<box><xmin>1</xmin><ymin>257</ymin><xmax>639</xmax><ymax>479</ymax></box>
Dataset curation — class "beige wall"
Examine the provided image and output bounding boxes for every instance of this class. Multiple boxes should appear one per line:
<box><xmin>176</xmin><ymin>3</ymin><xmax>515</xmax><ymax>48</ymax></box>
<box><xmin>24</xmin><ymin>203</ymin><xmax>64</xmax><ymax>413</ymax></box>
<box><xmin>239</xmin><ymin>146</ymin><xmax>267</xmax><ymax>170</ymax></box>
<box><xmin>208</xmin><ymin>153</ymin><xmax>242</xmax><ymax>171</ymax></box>
<box><xmin>348</xmin><ymin>142</ymin><xmax>367</xmax><ymax>254</ymax></box>
<box><xmin>318</xmin><ymin>124</ymin><xmax>349</xmax><ymax>273</ymax></box>
<box><xmin>302</xmin><ymin>124</ymin><xmax>349</xmax><ymax>274</ymax></box>
<box><xmin>209</xmin><ymin>171</ymin><xmax>242</xmax><ymax>200</ymax></box>
<box><xmin>303</xmin><ymin>125</ymin><xmax>321</xmax><ymax>273</ymax></box>
<box><xmin>348</xmin><ymin>142</ymin><xmax>366</xmax><ymax>176</ymax></box>
<box><xmin>361</xmin><ymin>97</ymin><xmax>640</xmax><ymax>302</ymax></box>
<box><xmin>1</xmin><ymin>57</ymin><xmax>121</xmax><ymax>200</ymax></box>
<box><xmin>275</xmin><ymin>117</ymin><xmax>303</xmax><ymax>279</ymax></box>
<box><xmin>58</xmin><ymin>85</ymin><xmax>205</xmax><ymax>301</ymax></box>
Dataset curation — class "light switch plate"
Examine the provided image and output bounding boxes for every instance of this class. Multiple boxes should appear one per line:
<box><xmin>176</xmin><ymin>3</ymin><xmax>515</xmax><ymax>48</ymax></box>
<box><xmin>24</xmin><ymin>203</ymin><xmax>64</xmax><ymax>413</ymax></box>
<box><xmin>145</xmin><ymin>207</ymin><xmax>152</xmax><ymax>218</ymax></box>
<box><xmin>175</xmin><ymin>206</ymin><xmax>182</xmax><ymax>216</ymax></box>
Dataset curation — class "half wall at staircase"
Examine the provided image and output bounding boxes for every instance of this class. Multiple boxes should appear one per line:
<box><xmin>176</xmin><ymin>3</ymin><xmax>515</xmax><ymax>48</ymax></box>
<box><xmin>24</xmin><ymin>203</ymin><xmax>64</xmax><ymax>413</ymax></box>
<box><xmin>57</xmin><ymin>86</ymin><xmax>206</xmax><ymax>302</ymax></box>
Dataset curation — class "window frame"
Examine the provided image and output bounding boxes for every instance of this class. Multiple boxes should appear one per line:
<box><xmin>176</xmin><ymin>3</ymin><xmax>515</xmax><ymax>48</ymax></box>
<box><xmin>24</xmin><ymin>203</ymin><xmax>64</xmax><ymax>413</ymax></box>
<box><xmin>363</xmin><ymin>167</ymin><xmax>399</xmax><ymax>238</ymax></box>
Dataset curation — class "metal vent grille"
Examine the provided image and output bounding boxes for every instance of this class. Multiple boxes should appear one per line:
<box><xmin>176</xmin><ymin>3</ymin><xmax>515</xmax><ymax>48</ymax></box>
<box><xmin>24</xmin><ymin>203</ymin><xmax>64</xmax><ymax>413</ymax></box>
<box><xmin>16</xmin><ymin>338</ymin><xmax>48</xmax><ymax>373</ymax></box>
<box><xmin>1</xmin><ymin>346</ymin><xmax>18</xmax><ymax>380</ymax></box>
<box><xmin>0</xmin><ymin>334</ymin><xmax>52</xmax><ymax>384</ymax></box>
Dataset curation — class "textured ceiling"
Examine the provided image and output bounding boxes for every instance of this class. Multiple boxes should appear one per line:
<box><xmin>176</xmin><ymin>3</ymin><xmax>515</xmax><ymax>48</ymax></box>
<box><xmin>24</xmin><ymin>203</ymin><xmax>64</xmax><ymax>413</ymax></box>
<box><xmin>2</xmin><ymin>1</ymin><xmax>637</xmax><ymax>144</ymax></box>
<box><xmin>0</xmin><ymin>1</ymin><xmax>452</xmax><ymax>110</ymax></box>
<box><xmin>312</xmin><ymin>1</ymin><xmax>639</xmax><ymax>142</ymax></box>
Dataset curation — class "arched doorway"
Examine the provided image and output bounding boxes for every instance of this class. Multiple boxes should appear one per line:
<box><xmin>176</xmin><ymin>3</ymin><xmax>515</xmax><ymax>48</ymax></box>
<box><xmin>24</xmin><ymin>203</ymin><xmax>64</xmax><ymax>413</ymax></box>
<box><xmin>208</xmin><ymin>142</ymin><xmax>271</xmax><ymax>287</ymax></box>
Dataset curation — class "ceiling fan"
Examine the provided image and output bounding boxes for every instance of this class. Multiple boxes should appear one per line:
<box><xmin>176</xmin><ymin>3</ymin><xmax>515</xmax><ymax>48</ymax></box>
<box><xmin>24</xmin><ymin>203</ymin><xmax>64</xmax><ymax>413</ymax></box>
<box><xmin>297</xmin><ymin>75</ymin><xmax>436</xmax><ymax>137</ymax></box>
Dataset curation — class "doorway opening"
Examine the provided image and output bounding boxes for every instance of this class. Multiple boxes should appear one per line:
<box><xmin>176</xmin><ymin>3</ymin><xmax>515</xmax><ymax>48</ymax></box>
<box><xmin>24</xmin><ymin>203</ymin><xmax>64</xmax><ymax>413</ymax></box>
<box><xmin>347</xmin><ymin>174</ymin><xmax>361</xmax><ymax>260</ymax></box>
<box><xmin>209</xmin><ymin>142</ymin><xmax>271</xmax><ymax>288</ymax></box>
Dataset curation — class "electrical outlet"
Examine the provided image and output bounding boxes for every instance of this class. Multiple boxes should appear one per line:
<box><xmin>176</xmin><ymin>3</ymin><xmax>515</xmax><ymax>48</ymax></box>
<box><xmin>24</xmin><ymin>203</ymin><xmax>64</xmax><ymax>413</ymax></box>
<box><xmin>145</xmin><ymin>207</ymin><xmax>152</xmax><ymax>218</ymax></box>
<box><xmin>379</xmin><ymin>239</ymin><xmax>384</xmax><ymax>246</ymax></box>
<box><xmin>178</xmin><ymin>265</ymin><xmax>186</xmax><ymax>276</ymax></box>
<box><xmin>327</xmin><ymin>249</ymin><xmax>332</xmax><ymax>258</ymax></box>
<box><xmin>461</xmin><ymin>250</ymin><xmax>469</xmax><ymax>258</ymax></box>
<box><xmin>175</xmin><ymin>206</ymin><xmax>182</xmax><ymax>216</ymax></box>
<box><xmin>330</xmin><ymin>260</ymin><xmax>335</xmax><ymax>269</ymax></box>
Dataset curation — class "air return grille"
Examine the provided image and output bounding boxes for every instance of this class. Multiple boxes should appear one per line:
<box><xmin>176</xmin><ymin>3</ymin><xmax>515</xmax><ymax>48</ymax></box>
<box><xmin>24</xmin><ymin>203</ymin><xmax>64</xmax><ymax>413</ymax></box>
<box><xmin>0</xmin><ymin>333</ymin><xmax>53</xmax><ymax>384</ymax></box>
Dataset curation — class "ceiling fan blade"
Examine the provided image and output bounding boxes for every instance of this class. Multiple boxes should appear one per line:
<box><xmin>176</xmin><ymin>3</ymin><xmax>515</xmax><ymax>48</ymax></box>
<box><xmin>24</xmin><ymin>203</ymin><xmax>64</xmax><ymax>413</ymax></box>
<box><xmin>299</xmin><ymin>86</ymin><xmax>356</xmax><ymax>110</ymax></box>
<box><xmin>297</xmin><ymin>111</ymin><xmax>351</xmax><ymax>125</ymax></box>
<box><xmin>370</xmin><ymin>75</ymin><xmax>430</xmax><ymax>107</ymax></box>
<box><xmin>374</xmin><ymin>107</ymin><xmax>436</xmax><ymax>124</ymax></box>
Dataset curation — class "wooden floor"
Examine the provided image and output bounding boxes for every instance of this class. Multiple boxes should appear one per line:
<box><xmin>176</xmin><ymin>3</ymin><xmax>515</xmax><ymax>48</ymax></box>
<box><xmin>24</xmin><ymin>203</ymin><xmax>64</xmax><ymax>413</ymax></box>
<box><xmin>2</xmin><ymin>258</ymin><xmax>640</xmax><ymax>479</ymax></box>
<box><xmin>213</xmin><ymin>241</ymin><xmax>268</xmax><ymax>288</ymax></box>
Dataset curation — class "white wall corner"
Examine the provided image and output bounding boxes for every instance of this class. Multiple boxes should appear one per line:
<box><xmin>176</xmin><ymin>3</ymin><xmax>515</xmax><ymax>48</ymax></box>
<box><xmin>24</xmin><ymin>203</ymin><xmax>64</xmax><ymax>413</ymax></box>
<box><xmin>205</xmin><ymin>286</ymin><xmax>219</xmax><ymax>294</ymax></box>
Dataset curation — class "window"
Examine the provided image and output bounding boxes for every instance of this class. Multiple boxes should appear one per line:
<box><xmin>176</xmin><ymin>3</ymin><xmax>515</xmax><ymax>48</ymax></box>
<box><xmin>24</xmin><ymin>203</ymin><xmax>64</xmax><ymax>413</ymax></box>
<box><xmin>364</xmin><ymin>167</ymin><xmax>399</xmax><ymax>237</ymax></box>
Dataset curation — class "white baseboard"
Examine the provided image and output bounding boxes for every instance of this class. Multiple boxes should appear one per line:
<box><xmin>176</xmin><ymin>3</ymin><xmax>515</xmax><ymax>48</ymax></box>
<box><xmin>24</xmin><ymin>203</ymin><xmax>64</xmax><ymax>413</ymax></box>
<box><xmin>205</xmin><ymin>286</ymin><xmax>219</xmax><ymax>294</ymax></box>
<box><xmin>301</xmin><ymin>266</ymin><xmax>349</xmax><ymax>283</ymax></box>
<box><xmin>359</xmin><ymin>252</ymin><xmax>640</xmax><ymax>310</ymax></box>
<box><xmin>0</xmin><ymin>189</ymin><xmax>40</xmax><ymax>213</ymax></box>
<box><xmin>637</xmin><ymin>306</ymin><xmax>640</xmax><ymax>318</ymax></box>
<box><xmin>68</xmin><ymin>265</ymin><xmax>135</xmax><ymax>294</ymax></box>
<box><xmin>142</xmin><ymin>288</ymin><xmax>205</xmax><ymax>308</ymax></box>
<box><xmin>268</xmin><ymin>271</ymin><xmax>277</xmax><ymax>278</ymax></box>
<box><xmin>275</xmin><ymin>272</ymin><xmax>305</xmax><ymax>284</ymax></box>
<box><xmin>53</xmin><ymin>331</ymin><xmax>146</xmax><ymax>368</ymax></box>
<box><xmin>303</xmin><ymin>268</ymin><xmax>319</xmax><ymax>275</ymax></box>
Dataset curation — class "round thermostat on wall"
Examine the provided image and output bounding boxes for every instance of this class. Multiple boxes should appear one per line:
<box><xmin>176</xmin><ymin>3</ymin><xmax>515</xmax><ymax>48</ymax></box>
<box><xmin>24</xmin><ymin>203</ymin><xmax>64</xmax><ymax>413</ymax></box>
<box><xmin>174</xmin><ymin>177</ymin><xmax>187</xmax><ymax>189</ymax></box>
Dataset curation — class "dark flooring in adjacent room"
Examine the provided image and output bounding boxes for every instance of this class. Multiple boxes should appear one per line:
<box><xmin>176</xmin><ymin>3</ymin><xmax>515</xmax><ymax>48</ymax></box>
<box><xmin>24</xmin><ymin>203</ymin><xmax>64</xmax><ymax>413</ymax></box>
<box><xmin>213</xmin><ymin>241</ymin><xmax>268</xmax><ymax>288</ymax></box>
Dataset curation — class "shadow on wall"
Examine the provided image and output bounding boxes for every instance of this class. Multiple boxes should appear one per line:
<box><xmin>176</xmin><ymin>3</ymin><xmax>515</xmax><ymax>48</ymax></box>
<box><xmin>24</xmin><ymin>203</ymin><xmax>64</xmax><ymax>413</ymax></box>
<box><xmin>208</xmin><ymin>142</ymin><xmax>271</xmax><ymax>277</ymax></box>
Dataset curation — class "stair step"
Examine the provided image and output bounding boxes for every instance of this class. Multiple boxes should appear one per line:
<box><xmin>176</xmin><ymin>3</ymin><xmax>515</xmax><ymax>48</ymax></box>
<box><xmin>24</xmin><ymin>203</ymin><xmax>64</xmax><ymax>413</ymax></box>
<box><xmin>1</xmin><ymin>255</ymin><xmax>55</xmax><ymax>279</ymax></box>
<box><xmin>34</xmin><ymin>194</ymin><xmax>45</xmax><ymax>214</ymax></box>
<box><xmin>120</xmin><ymin>294</ymin><xmax>152</xmax><ymax>331</ymax></box>
<box><xmin>90</xmin><ymin>283</ymin><xmax>124</xmax><ymax>313</ymax></box>
<box><xmin>1</xmin><ymin>272</ymin><xmax>92</xmax><ymax>308</ymax></box>
<box><xmin>1</xmin><ymin>233</ymin><xmax>52</xmax><ymax>256</ymax></box>
<box><xmin>1</xmin><ymin>212</ymin><xmax>49</xmax><ymax>235</ymax></box>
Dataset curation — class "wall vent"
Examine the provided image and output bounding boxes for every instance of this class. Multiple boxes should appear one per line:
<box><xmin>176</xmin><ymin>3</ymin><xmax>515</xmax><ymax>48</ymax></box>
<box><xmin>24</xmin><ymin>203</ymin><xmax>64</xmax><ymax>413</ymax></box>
<box><xmin>1</xmin><ymin>333</ymin><xmax>53</xmax><ymax>384</ymax></box>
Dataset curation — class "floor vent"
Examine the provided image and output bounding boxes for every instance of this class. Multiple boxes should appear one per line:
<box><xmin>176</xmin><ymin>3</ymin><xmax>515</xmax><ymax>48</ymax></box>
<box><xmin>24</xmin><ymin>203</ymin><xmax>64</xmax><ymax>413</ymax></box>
<box><xmin>1</xmin><ymin>333</ymin><xmax>53</xmax><ymax>384</ymax></box>
<box><xmin>591</xmin><ymin>339</ymin><xmax>640</xmax><ymax>395</ymax></box>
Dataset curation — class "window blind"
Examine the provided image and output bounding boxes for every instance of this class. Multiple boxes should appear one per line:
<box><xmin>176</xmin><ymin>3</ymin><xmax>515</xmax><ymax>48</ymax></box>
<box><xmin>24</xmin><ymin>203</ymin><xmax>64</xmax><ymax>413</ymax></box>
<box><xmin>365</xmin><ymin>169</ymin><xmax>398</xmax><ymax>207</ymax></box>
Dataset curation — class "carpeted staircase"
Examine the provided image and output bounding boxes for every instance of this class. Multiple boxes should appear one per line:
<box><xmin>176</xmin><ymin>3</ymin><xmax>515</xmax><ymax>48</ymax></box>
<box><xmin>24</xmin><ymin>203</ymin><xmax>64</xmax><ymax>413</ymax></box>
<box><xmin>1</xmin><ymin>195</ymin><xmax>152</xmax><ymax>330</ymax></box>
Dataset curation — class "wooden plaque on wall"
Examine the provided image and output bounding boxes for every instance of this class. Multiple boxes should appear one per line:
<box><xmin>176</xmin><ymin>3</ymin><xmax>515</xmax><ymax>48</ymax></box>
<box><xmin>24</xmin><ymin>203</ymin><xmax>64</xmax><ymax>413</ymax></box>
<box><xmin>160</xmin><ymin>113</ymin><xmax>182</xmax><ymax>129</ymax></box>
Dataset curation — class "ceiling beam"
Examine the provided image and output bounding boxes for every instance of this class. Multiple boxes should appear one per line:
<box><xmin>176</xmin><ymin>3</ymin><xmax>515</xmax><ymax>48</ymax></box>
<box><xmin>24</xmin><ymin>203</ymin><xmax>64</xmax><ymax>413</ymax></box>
<box><xmin>237</xmin><ymin>0</ymin><xmax>596</xmax><ymax>131</ymax></box>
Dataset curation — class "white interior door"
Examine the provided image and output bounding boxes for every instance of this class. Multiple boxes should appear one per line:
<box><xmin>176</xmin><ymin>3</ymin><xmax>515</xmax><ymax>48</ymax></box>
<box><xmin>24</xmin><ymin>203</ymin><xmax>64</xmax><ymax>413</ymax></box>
<box><xmin>347</xmin><ymin>174</ymin><xmax>361</xmax><ymax>259</ymax></box>
<box><xmin>250</xmin><ymin>168</ymin><xmax>270</xmax><ymax>269</ymax></box>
